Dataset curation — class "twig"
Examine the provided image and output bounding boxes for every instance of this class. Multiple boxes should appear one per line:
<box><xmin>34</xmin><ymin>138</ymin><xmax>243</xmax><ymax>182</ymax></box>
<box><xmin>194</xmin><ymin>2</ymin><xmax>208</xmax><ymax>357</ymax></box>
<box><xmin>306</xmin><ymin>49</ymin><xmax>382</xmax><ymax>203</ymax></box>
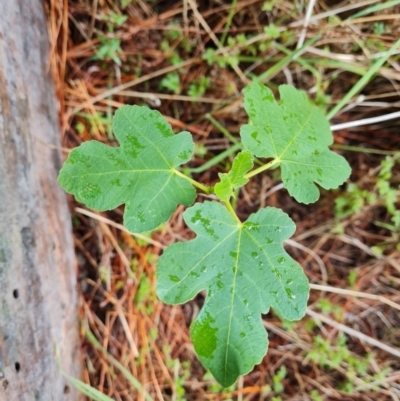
<box><xmin>75</xmin><ymin>207</ymin><xmax>165</xmax><ymax>248</ymax></box>
<box><xmin>330</xmin><ymin>111</ymin><xmax>400</xmax><ymax>131</ymax></box>
<box><xmin>289</xmin><ymin>0</ymin><xmax>382</xmax><ymax>28</ymax></box>
<box><xmin>285</xmin><ymin>239</ymin><xmax>328</xmax><ymax>286</ymax></box>
<box><xmin>187</xmin><ymin>0</ymin><xmax>249</xmax><ymax>84</ymax></box>
<box><xmin>306</xmin><ymin>308</ymin><xmax>400</xmax><ymax>358</ymax></box>
<box><xmin>70</xmin><ymin>58</ymin><xmax>200</xmax><ymax>115</ymax></box>
<box><xmin>310</xmin><ymin>283</ymin><xmax>400</xmax><ymax>312</ymax></box>
<box><xmin>296</xmin><ymin>0</ymin><xmax>317</xmax><ymax>51</ymax></box>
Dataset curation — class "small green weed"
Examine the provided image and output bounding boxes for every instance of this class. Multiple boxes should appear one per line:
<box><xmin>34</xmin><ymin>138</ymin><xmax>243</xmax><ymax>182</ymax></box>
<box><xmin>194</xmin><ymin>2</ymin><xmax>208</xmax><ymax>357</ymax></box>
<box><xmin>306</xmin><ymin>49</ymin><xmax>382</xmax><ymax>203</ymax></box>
<box><xmin>310</xmin><ymin>389</ymin><xmax>323</xmax><ymax>401</ymax></box>
<box><xmin>348</xmin><ymin>270</ymin><xmax>358</xmax><ymax>287</ymax></box>
<box><xmin>306</xmin><ymin>332</ymin><xmax>393</xmax><ymax>394</ymax></box>
<box><xmin>203</xmin><ymin>48</ymin><xmax>239</xmax><ymax>69</ymax></box>
<box><xmin>94</xmin><ymin>37</ymin><xmax>124</xmax><ymax>65</ymax></box>
<box><xmin>160</xmin><ymin>23</ymin><xmax>186</xmax><ymax>65</ymax></box>
<box><xmin>75</xmin><ymin>112</ymin><xmax>112</xmax><ymax>136</ymax></box>
<box><xmin>377</xmin><ymin>155</ymin><xmax>400</xmax><ymax>228</ymax></box>
<box><xmin>203</xmin><ymin>370</ymin><xmax>236</xmax><ymax>395</ymax></box>
<box><xmin>373</xmin><ymin>22</ymin><xmax>387</xmax><ymax>35</ymax></box>
<box><xmin>134</xmin><ymin>275</ymin><xmax>155</xmax><ymax>314</ymax></box>
<box><xmin>264</xmin><ymin>24</ymin><xmax>280</xmax><ymax>39</ymax></box>
<box><xmin>159</xmin><ymin>72</ymin><xmax>181</xmax><ymax>94</ymax></box>
<box><xmin>335</xmin><ymin>183</ymin><xmax>376</xmax><ymax>218</ymax></box>
<box><xmin>316</xmin><ymin>299</ymin><xmax>342</xmax><ymax>320</ymax></box>
<box><xmin>272</xmin><ymin>366</ymin><xmax>287</xmax><ymax>393</ymax></box>
<box><xmin>93</xmin><ymin>11</ymin><xmax>127</xmax><ymax>65</ymax></box>
<box><xmin>335</xmin><ymin>154</ymin><xmax>400</xmax><ymax>231</ymax></box>
<box><xmin>188</xmin><ymin>76</ymin><xmax>210</xmax><ymax>98</ymax></box>
<box><xmin>120</xmin><ymin>0</ymin><xmax>133</xmax><ymax>8</ymax></box>
<box><xmin>262</xmin><ymin>0</ymin><xmax>279</xmax><ymax>12</ymax></box>
<box><xmin>164</xmin><ymin>355</ymin><xmax>191</xmax><ymax>401</ymax></box>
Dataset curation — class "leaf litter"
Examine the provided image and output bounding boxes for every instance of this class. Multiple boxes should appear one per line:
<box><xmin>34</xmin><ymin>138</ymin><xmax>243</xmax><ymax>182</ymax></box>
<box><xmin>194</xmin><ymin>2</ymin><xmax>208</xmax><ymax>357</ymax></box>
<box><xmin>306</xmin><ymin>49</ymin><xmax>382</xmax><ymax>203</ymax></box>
<box><xmin>51</xmin><ymin>0</ymin><xmax>400</xmax><ymax>399</ymax></box>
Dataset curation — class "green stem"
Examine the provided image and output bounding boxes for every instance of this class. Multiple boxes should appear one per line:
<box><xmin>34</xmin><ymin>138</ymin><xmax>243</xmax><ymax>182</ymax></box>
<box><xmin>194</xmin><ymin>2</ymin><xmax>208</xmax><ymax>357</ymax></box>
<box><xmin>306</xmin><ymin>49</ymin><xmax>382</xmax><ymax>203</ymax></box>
<box><xmin>254</xmin><ymin>34</ymin><xmax>321</xmax><ymax>83</ymax></box>
<box><xmin>189</xmin><ymin>143</ymin><xmax>242</xmax><ymax>173</ymax></box>
<box><xmin>231</xmin><ymin>187</ymin><xmax>239</xmax><ymax>210</ymax></box>
<box><xmin>244</xmin><ymin>158</ymin><xmax>279</xmax><ymax>179</ymax></box>
<box><xmin>173</xmin><ymin>169</ymin><xmax>212</xmax><ymax>194</ymax></box>
<box><xmin>206</xmin><ymin>113</ymin><xmax>240</xmax><ymax>145</ymax></box>
<box><xmin>224</xmin><ymin>201</ymin><xmax>241</xmax><ymax>225</ymax></box>
<box><xmin>220</xmin><ymin>0</ymin><xmax>238</xmax><ymax>46</ymax></box>
<box><xmin>84</xmin><ymin>327</ymin><xmax>154</xmax><ymax>401</ymax></box>
<box><xmin>332</xmin><ymin>144</ymin><xmax>398</xmax><ymax>155</ymax></box>
<box><xmin>204</xmin><ymin>115</ymin><xmax>263</xmax><ymax>167</ymax></box>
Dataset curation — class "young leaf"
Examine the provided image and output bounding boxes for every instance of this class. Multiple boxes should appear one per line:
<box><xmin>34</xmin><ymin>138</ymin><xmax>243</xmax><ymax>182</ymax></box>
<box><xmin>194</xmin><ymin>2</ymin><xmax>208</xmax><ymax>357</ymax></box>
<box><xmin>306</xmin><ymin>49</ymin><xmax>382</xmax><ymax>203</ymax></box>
<box><xmin>214</xmin><ymin>150</ymin><xmax>254</xmax><ymax>202</ymax></box>
<box><xmin>241</xmin><ymin>82</ymin><xmax>351</xmax><ymax>204</ymax></box>
<box><xmin>156</xmin><ymin>201</ymin><xmax>309</xmax><ymax>387</ymax></box>
<box><xmin>58</xmin><ymin>105</ymin><xmax>196</xmax><ymax>232</ymax></box>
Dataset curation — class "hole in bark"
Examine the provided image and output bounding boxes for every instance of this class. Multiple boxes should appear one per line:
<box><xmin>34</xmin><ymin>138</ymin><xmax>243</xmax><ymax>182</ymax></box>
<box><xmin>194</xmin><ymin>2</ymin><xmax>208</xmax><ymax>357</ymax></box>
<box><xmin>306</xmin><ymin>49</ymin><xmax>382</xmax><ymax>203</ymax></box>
<box><xmin>15</xmin><ymin>362</ymin><xmax>20</xmax><ymax>372</ymax></box>
<box><xmin>13</xmin><ymin>289</ymin><xmax>19</xmax><ymax>299</ymax></box>
<box><xmin>64</xmin><ymin>385</ymin><xmax>70</xmax><ymax>394</ymax></box>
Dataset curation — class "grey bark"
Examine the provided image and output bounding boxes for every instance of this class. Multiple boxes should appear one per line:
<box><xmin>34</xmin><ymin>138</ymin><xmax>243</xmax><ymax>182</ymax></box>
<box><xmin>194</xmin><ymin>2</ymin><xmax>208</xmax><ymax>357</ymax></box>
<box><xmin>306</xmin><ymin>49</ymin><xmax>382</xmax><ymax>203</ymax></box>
<box><xmin>0</xmin><ymin>1</ymin><xmax>82</xmax><ymax>400</ymax></box>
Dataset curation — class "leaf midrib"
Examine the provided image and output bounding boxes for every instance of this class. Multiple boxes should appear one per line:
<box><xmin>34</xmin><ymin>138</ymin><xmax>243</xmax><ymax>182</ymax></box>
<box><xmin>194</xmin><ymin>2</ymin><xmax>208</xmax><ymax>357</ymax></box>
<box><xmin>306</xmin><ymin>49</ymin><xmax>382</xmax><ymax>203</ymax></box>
<box><xmin>276</xmin><ymin>107</ymin><xmax>315</xmax><ymax>161</ymax></box>
<box><xmin>224</xmin><ymin>228</ymin><xmax>242</xmax><ymax>384</ymax></box>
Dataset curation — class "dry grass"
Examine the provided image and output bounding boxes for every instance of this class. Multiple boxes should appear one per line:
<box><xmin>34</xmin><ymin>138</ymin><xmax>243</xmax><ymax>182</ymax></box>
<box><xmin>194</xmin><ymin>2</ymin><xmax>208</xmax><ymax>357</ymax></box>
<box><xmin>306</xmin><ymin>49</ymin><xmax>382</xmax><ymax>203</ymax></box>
<box><xmin>45</xmin><ymin>0</ymin><xmax>400</xmax><ymax>400</ymax></box>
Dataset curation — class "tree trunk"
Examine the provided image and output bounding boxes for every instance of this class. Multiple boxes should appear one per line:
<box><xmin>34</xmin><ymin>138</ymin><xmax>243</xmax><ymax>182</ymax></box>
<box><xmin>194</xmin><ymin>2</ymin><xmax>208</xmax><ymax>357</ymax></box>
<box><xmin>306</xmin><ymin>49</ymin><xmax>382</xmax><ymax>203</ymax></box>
<box><xmin>0</xmin><ymin>1</ymin><xmax>82</xmax><ymax>400</ymax></box>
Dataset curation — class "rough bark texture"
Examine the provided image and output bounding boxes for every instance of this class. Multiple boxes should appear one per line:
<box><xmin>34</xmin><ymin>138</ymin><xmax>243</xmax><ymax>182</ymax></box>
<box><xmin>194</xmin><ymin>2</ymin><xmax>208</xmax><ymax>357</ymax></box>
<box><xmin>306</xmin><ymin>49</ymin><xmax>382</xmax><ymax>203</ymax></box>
<box><xmin>0</xmin><ymin>1</ymin><xmax>82</xmax><ymax>400</ymax></box>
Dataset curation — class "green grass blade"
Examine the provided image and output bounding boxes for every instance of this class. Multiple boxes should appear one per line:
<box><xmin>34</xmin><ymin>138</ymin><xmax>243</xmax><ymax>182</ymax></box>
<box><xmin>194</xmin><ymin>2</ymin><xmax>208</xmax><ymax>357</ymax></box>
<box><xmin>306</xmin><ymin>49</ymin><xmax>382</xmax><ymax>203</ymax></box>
<box><xmin>307</xmin><ymin>59</ymin><xmax>367</xmax><ymax>76</ymax></box>
<box><xmin>349</xmin><ymin>0</ymin><xmax>400</xmax><ymax>19</ymax></box>
<box><xmin>67</xmin><ymin>376</ymin><xmax>116</xmax><ymax>401</ymax></box>
<box><xmin>206</xmin><ymin>113</ymin><xmax>240</xmax><ymax>145</ymax></box>
<box><xmin>326</xmin><ymin>38</ymin><xmax>400</xmax><ymax>120</ymax></box>
<box><xmin>254</xmin><ymin>34</ymin><xmax>321</xmax><ymax>83</ymax></box>
<box><xmin>85</xmin><ymin>327</ymin><xmax>155</xmax><ymax>401</ymax></box>
<box><xmin>189</xmin><ymin>143</ymin><xmax>242</xmax><ymax>173</ymax></box>
<box><xmin>220</xmin><ymin>0</ymin><xmax>238</xmax><ymax>45</ymax></box>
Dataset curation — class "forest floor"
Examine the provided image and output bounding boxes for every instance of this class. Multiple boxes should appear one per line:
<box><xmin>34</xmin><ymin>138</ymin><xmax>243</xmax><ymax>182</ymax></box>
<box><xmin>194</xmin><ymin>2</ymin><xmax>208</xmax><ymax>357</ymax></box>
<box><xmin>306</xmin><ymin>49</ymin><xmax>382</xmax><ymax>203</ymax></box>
<box><xmin>47</xmin><ymin>1</ymin><xmax>400</xmax><ymax>400</ymax></box>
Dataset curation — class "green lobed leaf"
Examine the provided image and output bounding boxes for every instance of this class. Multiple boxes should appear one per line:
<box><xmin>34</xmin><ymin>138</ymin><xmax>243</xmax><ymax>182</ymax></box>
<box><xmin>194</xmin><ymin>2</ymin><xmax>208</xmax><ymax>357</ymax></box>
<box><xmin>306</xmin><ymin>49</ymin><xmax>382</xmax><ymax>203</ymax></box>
<box><xmin>58</xmin><ymin>105</ymin><xmax>196</xmax><ymax>232</ymax></box>
<box><xmin>214</xmin><ymin>150</ymin><xmax>254</xmax><ymax>202</ymax></box>
<box><xmin>240</xmin><ymin>82</ymin><xmax>351</xmax><ymax>204</ymax></box>
<box><xmin>156</xmin><ymin>201</ymin><xmax>309</xmax><ymax>387</ymax></box>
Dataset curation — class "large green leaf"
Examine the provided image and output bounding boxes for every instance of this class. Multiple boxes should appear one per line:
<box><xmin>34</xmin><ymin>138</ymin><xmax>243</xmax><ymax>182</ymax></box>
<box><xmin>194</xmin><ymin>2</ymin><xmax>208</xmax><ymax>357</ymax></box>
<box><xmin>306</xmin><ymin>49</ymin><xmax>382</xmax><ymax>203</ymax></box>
<box><xmin>240</xmin><ymin>82</ymin><xmax>351</xmax><ymax>204</ymax></box>
<box><xmin>156</xmin><ymin>201</ymin><xmax>309</xmax><ymax>387</ymax></box>
<box><xmin>214</xmin><ymin>150</ymin><xmax>254</xmax><ymax>202</ymax></box>
<box><xmin>58</xmin><ymin>106</ymin><xmax>196</xmax><ymax>232</ymax></box>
